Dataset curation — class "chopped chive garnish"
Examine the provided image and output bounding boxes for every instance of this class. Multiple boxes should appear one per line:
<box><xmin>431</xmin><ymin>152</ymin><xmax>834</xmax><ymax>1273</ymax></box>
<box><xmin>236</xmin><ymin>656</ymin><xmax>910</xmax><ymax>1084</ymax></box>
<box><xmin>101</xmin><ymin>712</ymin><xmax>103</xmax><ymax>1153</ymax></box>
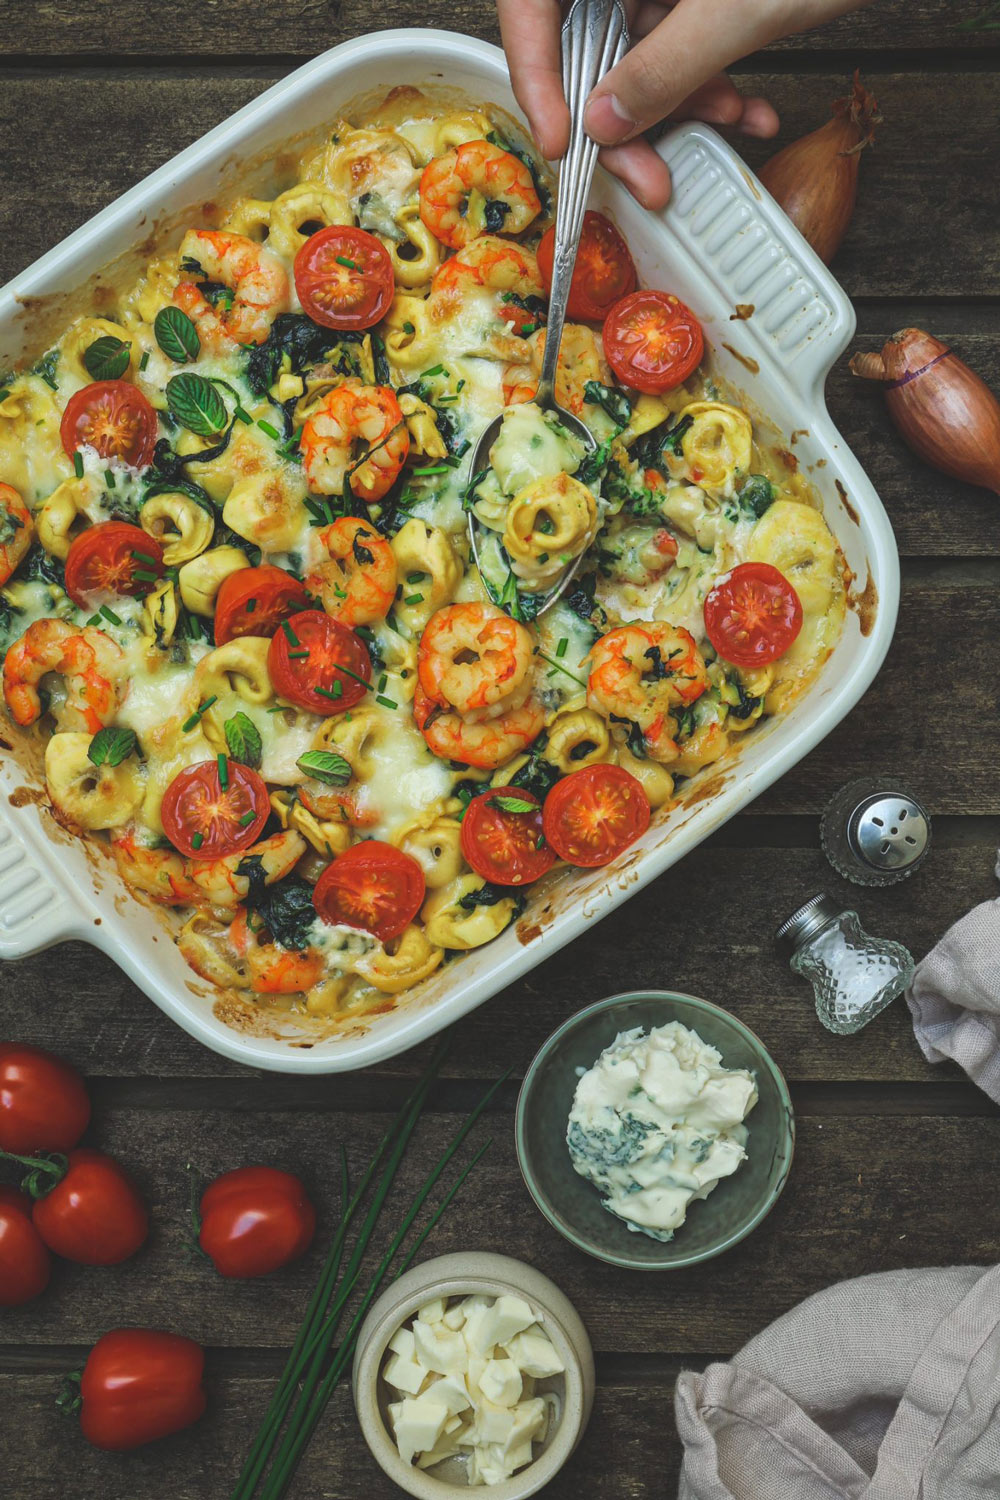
<box><xmin>86</xmin><ymin>613</ymin><xmax>101</xmax><ymax>627</ymax></box>
<box><xmin>245</xmin><ymin>598</ymin><xmax>257</xmax><ymax>613</ymax></box>
<box><xmin>133</xmin><ymin>569</ymin><xmax>160</xmax><ymax>584</ymax></box>
<box><xmin>404</xmin><ymin>592</ymin><xmax>424</xmax><ymax>605</ymax></box>
<box><xmin>104</xmin><ymin>469</ymin><xmax>116</xmax><ymax>488</ymax></box>
<box><xmin>537</xmin><ymin>651</ymin><xmax>587</xmax><ymax>688</ymax></box>
<box><xmin>288</xmin><ymin>649</ymin><xmax>310</xmax><ymax>660</ymax></box>
<box><xmin>73</xmin><ymin>452</ymin><xmax>84</xmax><ymax>479</ymax></box>
<box><xmin>412</xmin><ymin>464</ymin><xmax>449</xmax><ymax>476</ymax></box>
<box><xmin>239</xmin><ymin>810</ymin><xmax>257</xmax><ymax>827</ymax></box>
<box><xmin>217</xmin><ymin>753</ymin><xmax>229</xmax><ymax>789</ymax></box>
<box><xmin>457</xmin><ymin>379</ymin><xmax>466</xmax><ymax>391</ymax></box>
<box><xmin>376</xmin><ymin>695</ymin><xmax>398</xmax><ymax>709</ymax></box>
<box><xmin>316</xmin><ymin>686</ymin><xmax>341</xmax><ymax>703</ymax></box>
<box><xmin>139</xmin><ymin>351</ymin><xmax>150</xmax><ymax>371</ymax></box>
<box><xmin>181</xmin><ymin>694</ymin><xmax>218</xmax><ymax>732</ymax></box>
<box><xmin>406</xmin><ymin>571</ymin><xmax>423</xmax><ymax>584</ymax></box>
<box><xmin>402</xmin><ymin>320</ymin><xmax>415</xmax><ymax>335</ymax></box>
<box><xmin>99</xmin><ymin>605</ymin><xmax>122</xmax><ymax>626</ymax></box>
<box><xmin>335</xmin><ymin>255</ymin><xmax>358</xmax><ymax>269</ymax></box>
<box><xmin>332</xmin><ymin>680</ymin><xmax>343</xmax><ymax>699</ymax></box>
<box><xmin>377</xmin><ymin>673</ymin><xmax>387</xmax><ymax>694</ymax></box>
<box><xmin>281</xmin><ymin>619</ymin><xmax>301</xmax><ymax>647</ymax></box>
<box><xmin>235</xmin><ymin>406</ymin><xmax>253</xmax><ymax>425</ymax></box>
<box><xmin>132</xmin><ymin>549</ymin><xmax>160</xmax><ymax>567</ymax></box>
<box><xmin>420</xmin><ymin>364</ymin><xmax>445</xmax><ymax>378</ymax></box>
<box><xmin>257</xmin><ymin>418</ymin><xmax>280</xmax><ymax>440</ymax></box>
<box><xmin>556</xmin><ymin>637</ymin><xmax>568</xmax><ymax>658</ymax></box>
<box><xmin>191</xmin><ymin>832</ymin><xmax>204</xmax><ymax>851</ymax></box>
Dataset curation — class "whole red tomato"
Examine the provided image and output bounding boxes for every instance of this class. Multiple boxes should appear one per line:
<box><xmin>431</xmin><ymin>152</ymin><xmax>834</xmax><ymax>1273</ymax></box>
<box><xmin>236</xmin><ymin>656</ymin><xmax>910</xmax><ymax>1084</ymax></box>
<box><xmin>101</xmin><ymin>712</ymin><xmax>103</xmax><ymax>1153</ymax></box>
<box><xmin>32</xmin><ymin>1149</ymin><xmax>148</xmax><ymax>1266</ymax></box>
<box><xmin>0</xmin><ymin>1043</ymin><xmax>91</xmax><ymax>1153</ymax></box>
<box><xmin>199</xmin><ymin>1166</ymin><xmax>316</xmax><ymax>1278</ymax></box>
<box><xmin>79</xmin><ymin>1328</ymin><xmax>207</xmax><ymax>1450</ymax></box>
<box><xmin>0</xmin><ymin>1185</ymin><xmax>51</xmax><ymax>1306</ymax></box>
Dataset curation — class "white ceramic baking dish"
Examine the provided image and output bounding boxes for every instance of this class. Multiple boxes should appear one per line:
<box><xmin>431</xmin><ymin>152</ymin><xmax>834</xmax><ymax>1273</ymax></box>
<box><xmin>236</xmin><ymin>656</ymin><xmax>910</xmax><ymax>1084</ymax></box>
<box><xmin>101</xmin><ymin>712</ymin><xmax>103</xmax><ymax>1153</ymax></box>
<box><xmin>0</xmin><ymin>29</ymin><xmax>898</xmax><ymax>1073</ymax></box>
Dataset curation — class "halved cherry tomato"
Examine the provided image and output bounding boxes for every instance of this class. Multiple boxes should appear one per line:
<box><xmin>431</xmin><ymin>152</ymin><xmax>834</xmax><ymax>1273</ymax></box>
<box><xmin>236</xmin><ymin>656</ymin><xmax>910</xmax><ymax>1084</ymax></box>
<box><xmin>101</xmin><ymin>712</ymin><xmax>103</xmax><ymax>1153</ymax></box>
<box><xmin>31</xmin><ymin>1148</ymin><xmax>148</xmax><ymax>1266</ymax></box>
<box><xmin>79</xmin><ymin>1328</ymin><xmax>207</xmax><ymax>1451</ymax></box>
<box><xmin>294</xmin><ymin>226</ymin><xmax>395</xmax><ymax>331</ymax></box>
<box><xmin>267</xmin><ymin>610</ymin><xmax>371</xmax><ymax>716</ymax></box>
<box><xmin>60</xmin><ymin>380</ymin><xmax>158</xmax><ymax>468</ymax></box>
<box><xmin>537</xmin><ymin>211</ymin><xmax>637</xmax><ymax>323</ymax></box>
<box><xmin>703</xmin><ymin>561</ymin><xmax>803</xmax><ymax>669</ymax></box>
<box><xmin>603</xmin><ymin>290</ymin><xmax>704</xmax><ymax>394</ymax></box>
<box><xmin>313</xmin><ymin>842</ymin><xmax>425</xmax><ymax>943</ymax></box>
<box><xmin>542</xmin><ymin>764</ymin><xmax>650</xmax><ymax>868</ymax></box>
<box><xmin>214</xmin><ymin>564</ymin><xmax>309</xmax><ymax>646</ymax></box>
<box><xmin>199</xmin><ymin>1166</ymin><xmax>316</xmax><ymax>1279</ymax></box>
<box><xmin>460</xmin><ymin>789</ymin><xmax>556</xmax><ymax>887</ymax></box>
<box><xmin>161</xmin><ymin>759</ymin><xmax>270</xmax><ymax>861</ymax></box>
<box><xmin>64</xmin><ymin>521</ymin><xmax>164</xmax><ymax>607</ymax></box>
<box><xmin>0</xmin><ymin>1042</ymin><xmax>90</xmax><ymax>1153</ymax></box>
<box><xmin>0</xmin><ymin>1186</ymin><xmax>51</xmax><ymax>1306</ymax></box>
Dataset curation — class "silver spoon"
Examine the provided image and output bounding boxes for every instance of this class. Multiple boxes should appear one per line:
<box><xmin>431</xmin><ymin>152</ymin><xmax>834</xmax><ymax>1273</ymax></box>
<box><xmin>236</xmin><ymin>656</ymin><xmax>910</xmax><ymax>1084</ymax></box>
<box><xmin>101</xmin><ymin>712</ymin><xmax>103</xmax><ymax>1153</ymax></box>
<box><xmin>468</xmin><ymin>0</ymin><xmax>629</xmax><ymax>616</ymax></box>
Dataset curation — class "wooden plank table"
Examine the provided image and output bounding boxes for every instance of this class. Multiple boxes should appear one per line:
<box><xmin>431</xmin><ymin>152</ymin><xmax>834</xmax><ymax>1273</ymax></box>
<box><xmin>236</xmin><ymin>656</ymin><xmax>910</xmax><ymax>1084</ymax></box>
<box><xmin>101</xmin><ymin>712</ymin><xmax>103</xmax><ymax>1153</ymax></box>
<box><xmin>2</xmin><ymin>3</ymin><xmax>999</xmax><ymax>1494</ymax></box>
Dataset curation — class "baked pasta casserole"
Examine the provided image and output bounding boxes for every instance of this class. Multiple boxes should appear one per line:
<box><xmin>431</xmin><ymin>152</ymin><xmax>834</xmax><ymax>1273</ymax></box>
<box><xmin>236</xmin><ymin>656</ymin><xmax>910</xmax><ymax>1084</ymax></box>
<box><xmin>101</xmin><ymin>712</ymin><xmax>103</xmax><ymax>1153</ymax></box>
<box><xmin>0</xmin><ymin>88</ymin><xmax>846</xmax><ymax>1021</ymax></box>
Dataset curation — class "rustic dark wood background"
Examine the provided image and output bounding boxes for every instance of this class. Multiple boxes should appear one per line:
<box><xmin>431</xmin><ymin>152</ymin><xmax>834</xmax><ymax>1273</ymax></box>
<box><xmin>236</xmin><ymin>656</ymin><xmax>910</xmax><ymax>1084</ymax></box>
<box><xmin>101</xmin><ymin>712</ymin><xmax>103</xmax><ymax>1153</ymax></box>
<box><xmin>2</xmin><ymin>2</ymin><xmax>999</xmax><ymax>1495</ymax></box>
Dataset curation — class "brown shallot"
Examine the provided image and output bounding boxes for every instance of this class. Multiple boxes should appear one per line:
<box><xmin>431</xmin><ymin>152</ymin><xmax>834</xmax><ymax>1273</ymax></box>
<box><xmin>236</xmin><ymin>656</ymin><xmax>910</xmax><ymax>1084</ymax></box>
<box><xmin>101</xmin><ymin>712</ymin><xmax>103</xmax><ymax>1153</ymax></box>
<box><xmin>758</xmin><ymin>73</ymin><xmax>881</xmax><ymax>264</ymax></box>
<box><xmin>850</xmin><ymin>329</ymin><xmax>1000</xmax><ymax>494</ymax></box>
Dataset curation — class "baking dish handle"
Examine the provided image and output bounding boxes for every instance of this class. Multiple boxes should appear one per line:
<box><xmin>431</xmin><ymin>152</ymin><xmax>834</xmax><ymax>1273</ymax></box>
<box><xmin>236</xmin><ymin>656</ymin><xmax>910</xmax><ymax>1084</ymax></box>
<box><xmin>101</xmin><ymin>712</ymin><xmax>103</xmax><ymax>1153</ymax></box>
<box><xmin>657</xmin><ymin>123</ymin><xmax>856</xmax><ymax>402</ymax></box>
<box><xmin>0</xmin><ymin>803</ymin><xmax>83</xmax><ymax>958</ymax></box>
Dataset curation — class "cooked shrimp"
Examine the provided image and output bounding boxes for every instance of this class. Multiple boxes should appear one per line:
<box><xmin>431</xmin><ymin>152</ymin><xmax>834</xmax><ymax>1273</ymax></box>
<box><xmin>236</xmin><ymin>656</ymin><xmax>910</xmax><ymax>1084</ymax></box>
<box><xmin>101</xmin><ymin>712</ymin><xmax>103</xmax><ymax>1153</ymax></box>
<box><xmin>413</xmin><ymin>682</ymin><xmax>544</xmax><ymax>771</ymax></box>
<box><xmin>173</xmin><ymin>229</ymin><xmax>289</xmax><ymax>348</ymax></box>
<box><xmin>3</xmin><ymin>619</ymin><xmax>124</xmax><ymax>733</ymax></box>
<box><xmin>188</xmin><ymin>830</ymin><xmax>306</xmax><ymax>909</ymax></box>
<box><xmin>306</xmin><ymin>516</ymin><xmax>397</xmax><ymax>626</ymax></box>
<box><xmin>587</xmin><ymin>623</ymin><xmax>709</xmax><ymax>763</ymax></box>
<box><xmin>0</xmin><ymin>484</ymin><xmax>33</xmax><ymax>586</ymax></box>
<box><xmin>112</xmin><ymin>831</ymin><xmax>202</xmax><ymax>906</ymax></box>
<box><xmin>418</xmin><ymin>602</ymin><xmax>533</xmax><ymax>715</ymax></box>
<box><xmin>430</xmin><ymin>236</ymin><xmax>543</xmax><ymax>330</ymax></box>
<box><xmin>419</xmin><ymin>140</ymin><xmax>541</xmax><ymax>250</ymax></box>
<box><xmin>300</xmin><ymin>383</ymin><xmax>409</xmax><ymax>502</ymax></box>
<box><xmin>229</xmin><ymin>910</ymin><xmax>325</xmax><ymax>995</ymax></box>
<box><xmin>503</xmin><ymin>324</ymin><xmax>609</xmax><ymax>413</ymax></box>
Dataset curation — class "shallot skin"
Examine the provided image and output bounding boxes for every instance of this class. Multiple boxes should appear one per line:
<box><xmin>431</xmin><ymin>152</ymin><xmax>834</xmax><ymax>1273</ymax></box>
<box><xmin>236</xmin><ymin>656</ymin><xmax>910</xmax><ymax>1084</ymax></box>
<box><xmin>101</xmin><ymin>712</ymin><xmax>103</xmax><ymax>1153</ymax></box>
<box><xmin>759</xmin><ymin>73</ymin><xmax>881</xmax><ymax>265</ymax></box>
<box><xmin>850</xmin><ymin>328</ymin><xmax>1000</xmax><ymax>495</ymax></box>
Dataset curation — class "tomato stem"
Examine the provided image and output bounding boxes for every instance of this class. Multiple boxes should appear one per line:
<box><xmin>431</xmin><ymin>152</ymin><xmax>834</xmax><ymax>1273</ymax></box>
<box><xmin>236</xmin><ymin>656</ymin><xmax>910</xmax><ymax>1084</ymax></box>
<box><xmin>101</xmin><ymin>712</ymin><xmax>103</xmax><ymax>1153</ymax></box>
<box><xmin>0</xmin><ymin>1148</ymin><xmax>69</xmax><ymax>1198</ymax></box>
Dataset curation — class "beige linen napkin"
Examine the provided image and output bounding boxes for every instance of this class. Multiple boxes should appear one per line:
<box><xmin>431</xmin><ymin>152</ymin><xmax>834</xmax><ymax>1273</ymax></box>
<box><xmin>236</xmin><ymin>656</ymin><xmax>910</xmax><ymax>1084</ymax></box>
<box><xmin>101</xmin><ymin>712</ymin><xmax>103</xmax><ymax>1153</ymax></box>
<box><xmin>906</xmin><ymin>857</ymin><xmax>1000</xmax><ymax>1103</ymax></box>
<box><xmin>675</xmin><ymin>1263</ymin><xmax>1000</xmax><ymax>1499</ymax></box>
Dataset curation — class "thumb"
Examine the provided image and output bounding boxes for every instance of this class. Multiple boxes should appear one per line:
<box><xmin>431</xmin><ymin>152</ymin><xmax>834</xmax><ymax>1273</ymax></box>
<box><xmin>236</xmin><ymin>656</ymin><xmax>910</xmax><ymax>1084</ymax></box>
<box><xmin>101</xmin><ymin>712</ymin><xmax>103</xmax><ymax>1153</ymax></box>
<box><xmin>584</xmin><ymin>0</ymin><xmax>783</xmax><ymax>144</ymax></box>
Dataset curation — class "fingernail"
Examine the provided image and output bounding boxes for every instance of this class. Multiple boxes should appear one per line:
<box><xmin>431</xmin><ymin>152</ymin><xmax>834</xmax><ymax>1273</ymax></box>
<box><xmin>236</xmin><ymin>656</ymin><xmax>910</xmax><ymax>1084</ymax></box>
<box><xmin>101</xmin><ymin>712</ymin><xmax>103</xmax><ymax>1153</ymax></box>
<box><xmin>584</xmin><ymin>93</ymin><xmax>635</xmax><ymax>145</ymax></box>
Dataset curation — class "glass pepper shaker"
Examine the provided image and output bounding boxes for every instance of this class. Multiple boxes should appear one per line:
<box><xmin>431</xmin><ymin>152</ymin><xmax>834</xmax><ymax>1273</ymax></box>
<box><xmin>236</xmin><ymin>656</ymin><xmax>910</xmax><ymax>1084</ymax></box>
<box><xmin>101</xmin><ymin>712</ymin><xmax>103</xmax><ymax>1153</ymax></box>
<box><xmin>820</xmin><ymin>776</ymin><xmax>931</xmax><ymax>887</ymax></box>
<box><xmin>775</xmin><ymin>894</ymin><xmax>915</xmax><ymax>1035</ymax></box>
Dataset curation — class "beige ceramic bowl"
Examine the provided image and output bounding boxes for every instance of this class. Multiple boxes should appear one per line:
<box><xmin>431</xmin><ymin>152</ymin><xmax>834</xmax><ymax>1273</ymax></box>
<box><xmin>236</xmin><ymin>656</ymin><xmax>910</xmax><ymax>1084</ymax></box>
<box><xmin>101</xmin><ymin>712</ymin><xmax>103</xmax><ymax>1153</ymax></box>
<box><xmin>352</xmin><ymin>1252</ymin><xmax>595</xmax><ymax>1499</ymax></box>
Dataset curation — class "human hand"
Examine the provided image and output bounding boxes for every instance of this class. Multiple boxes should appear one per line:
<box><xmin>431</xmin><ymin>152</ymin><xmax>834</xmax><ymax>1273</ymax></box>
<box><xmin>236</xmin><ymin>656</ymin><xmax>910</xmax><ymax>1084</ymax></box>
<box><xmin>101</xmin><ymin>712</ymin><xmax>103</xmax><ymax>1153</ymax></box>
<box><xmin>497</xmin><ymin>0</ymin><xmax>874</xmax><ymax>209</ymax></box>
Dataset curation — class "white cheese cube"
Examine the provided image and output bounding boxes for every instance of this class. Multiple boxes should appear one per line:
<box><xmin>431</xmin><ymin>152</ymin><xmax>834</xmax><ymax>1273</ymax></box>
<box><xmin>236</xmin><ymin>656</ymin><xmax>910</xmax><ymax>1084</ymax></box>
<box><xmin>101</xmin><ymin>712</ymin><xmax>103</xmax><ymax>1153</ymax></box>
<box><xmin>478</xmin><ymin>1358</ymin><xmax>523</xmax><ymax>1408</ymax></box>
<box><xmin>504</xmin><ymin>1396</ymin><xmax>547</xmax><ymax>1455</ymax></box>
<box><xmin>412</xmin><ymin>1319</ymin><xmax>468</xmax><ymax>1377</ymax></box>
<box><xmin>383</xmin><ymin>1351</ymin><xmax>427</xmax><ymax>1396</ymax></box>
<box><xmin>475</xmin><ymin>1398</ymin><xmax>516</xmax><ymax>1446</ymax></box>
<box><xmin>417</xmin><ymin>1296</ymin><xmax>448</xmax><ymax>1326</ymax></box>
<box><xmin>464</xmin><ymin>1295</ymin><xmax>536</xmax><ymax>1355</ymax></box>
<box><xmin>443</xmin><ymin>1301</ymin><xmax>467</xmax><ymax>1331</ymax></box>
<box><xmin>388</xmin><ymin>1326</ymin><xmax>416</xmax><ymax>1360</ymax></box>
<box><xmin>429</xmin><ymin>1373</ymin><xmax>472</xmax><ymax>1417</ymax></box>
<box><xmin>505</xmin><ymin>1329</ymin><xmax>566</xmax><ymax>1379</ymax></box>
<box><xmin>465</xmin><ymin>1353</ymin><xmax>489</xmax><ymax>1399</ymax></box>
<box><xmin>504</xmin><ymin>1438</ymin><xmax>536</xmax><ymax>1474</ymax></box>
<box><xmin>392</xmin><ymin>1393</ymin><xmax>449</xmax><ymax>1466</ymax></box>
<box><xmin>471</xmin><ymin>1444</ymin><xmax>510</xmax><ymax>1487</ymax></box>
<box><xmin>415</xmin><ymin>1428</ymin><xmax>463</xmax><ymax>1470</ymax></box>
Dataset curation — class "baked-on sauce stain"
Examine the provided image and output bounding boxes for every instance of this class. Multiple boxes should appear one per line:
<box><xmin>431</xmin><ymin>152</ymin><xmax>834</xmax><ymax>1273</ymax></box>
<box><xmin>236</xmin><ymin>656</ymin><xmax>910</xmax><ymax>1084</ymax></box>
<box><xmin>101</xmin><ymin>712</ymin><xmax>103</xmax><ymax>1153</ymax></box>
<box><xmin>721</xmin><ymin>342</ymin><xmax>760</xmax><ymax>375</ymax></box>
<box><xmin>835</xmin><ymin>479</ymin><xmax>860</xmax><ymax>525</ymax></box>
<box><xmin>848</xmin><ymin>569</ymin><xmax>879</xmax><ymax>637</ymax></box>
<box><xmin>8</xmin><ymin>786</ymin><xmax>43</xmax><ymax>809</ymax></box>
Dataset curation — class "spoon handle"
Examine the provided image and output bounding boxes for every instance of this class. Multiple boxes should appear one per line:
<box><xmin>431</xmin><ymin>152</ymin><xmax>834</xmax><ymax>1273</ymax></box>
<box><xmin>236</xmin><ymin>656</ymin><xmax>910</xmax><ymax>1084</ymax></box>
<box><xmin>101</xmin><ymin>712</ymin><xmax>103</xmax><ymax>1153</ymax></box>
<box><xmin>536</xmin><ymin>0</ymin><xmax>630</xmax><ymax>407</ymax></box>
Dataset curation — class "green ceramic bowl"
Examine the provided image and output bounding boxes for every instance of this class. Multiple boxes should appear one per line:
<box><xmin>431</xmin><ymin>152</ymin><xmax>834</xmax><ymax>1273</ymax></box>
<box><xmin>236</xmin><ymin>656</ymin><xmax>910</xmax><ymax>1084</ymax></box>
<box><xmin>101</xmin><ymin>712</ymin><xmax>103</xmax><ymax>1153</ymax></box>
<box><xmin>515</xmin><ymin>991</ymin><xmax>795</xmax><ymax>1270</ymax></box>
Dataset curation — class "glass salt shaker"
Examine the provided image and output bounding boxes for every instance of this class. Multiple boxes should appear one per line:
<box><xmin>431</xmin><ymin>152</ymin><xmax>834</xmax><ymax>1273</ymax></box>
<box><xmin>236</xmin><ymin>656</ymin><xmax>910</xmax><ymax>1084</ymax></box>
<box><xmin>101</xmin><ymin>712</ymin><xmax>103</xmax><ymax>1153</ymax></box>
<box><xmin>775</xmin><ymin>894</ymin><xmax>915</xmax><ymax>1035</ymax></box>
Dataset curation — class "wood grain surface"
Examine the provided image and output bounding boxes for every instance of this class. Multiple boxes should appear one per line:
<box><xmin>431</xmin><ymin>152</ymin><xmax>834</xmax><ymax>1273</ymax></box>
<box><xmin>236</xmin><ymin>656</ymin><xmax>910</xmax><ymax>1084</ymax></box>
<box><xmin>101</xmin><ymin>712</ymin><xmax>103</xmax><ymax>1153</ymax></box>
<box><xmin>2</xmin><ymin>5</ymin><xmax>998</xmax><ymax>1498</ymax></box>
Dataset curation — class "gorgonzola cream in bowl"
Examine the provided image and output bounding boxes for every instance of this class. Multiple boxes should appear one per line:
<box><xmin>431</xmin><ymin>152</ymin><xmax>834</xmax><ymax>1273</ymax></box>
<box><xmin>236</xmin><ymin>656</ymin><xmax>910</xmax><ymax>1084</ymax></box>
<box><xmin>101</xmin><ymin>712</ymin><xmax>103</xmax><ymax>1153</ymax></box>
<box><xmin>515</xmin><ymin>992</ymin><xmax>794</xmax><ymax>1270</ymax></box>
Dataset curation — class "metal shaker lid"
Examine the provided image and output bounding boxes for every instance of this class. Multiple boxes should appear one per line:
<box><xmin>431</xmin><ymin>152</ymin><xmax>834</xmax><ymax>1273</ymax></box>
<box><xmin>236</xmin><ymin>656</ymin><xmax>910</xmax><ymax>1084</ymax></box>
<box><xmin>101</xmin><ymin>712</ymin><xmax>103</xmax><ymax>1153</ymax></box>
<box><xmin>775</xmin><ymin>893</ymin><xmax>841</xmax><ymax>951</ymax></box>
<box><xmin>848</xmin><ymin>792</ymin><xmax>930</xmax><ymax>872</ymax></box>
